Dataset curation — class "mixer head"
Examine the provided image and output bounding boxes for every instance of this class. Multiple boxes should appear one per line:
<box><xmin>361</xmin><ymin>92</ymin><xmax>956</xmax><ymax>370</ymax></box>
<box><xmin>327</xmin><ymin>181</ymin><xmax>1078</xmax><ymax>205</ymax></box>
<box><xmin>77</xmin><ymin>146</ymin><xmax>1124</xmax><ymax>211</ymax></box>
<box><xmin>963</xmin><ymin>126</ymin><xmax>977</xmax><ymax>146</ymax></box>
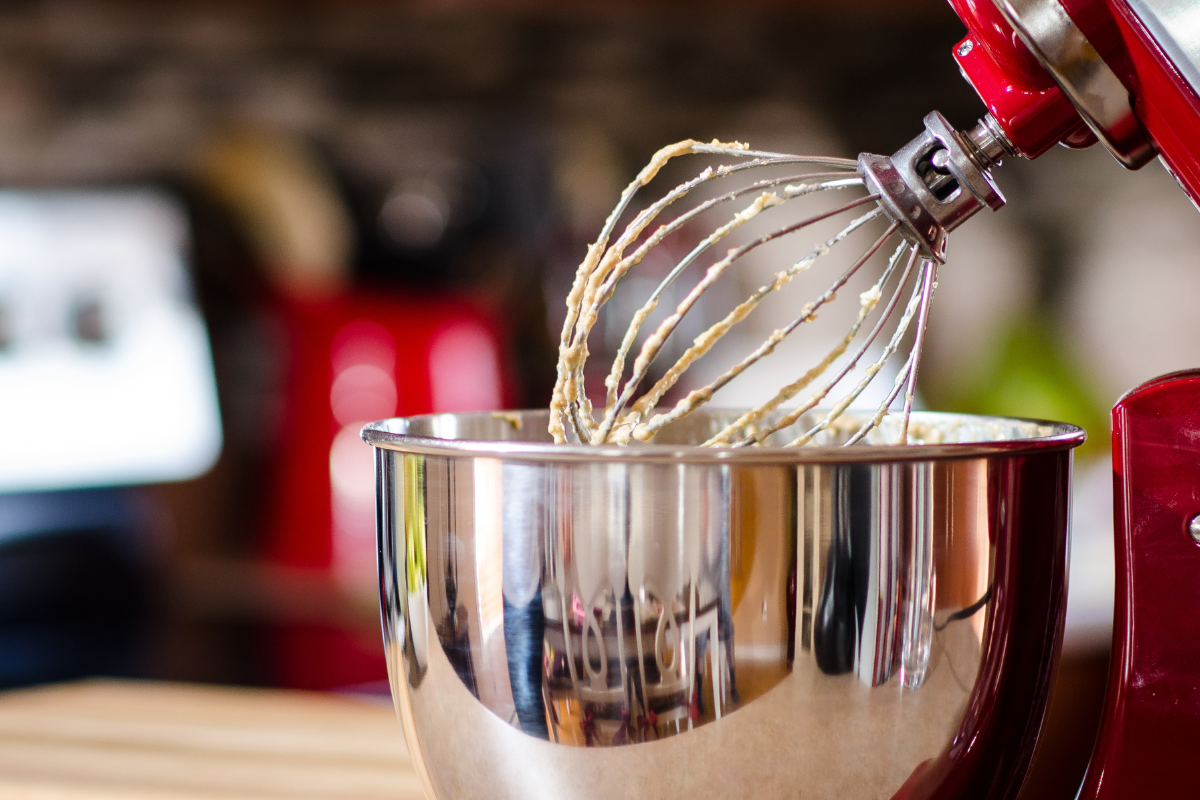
<box><xmin>944</xmin><ymin>0</ymin><xmax>1198</xmax><ymax>204</ymax></box>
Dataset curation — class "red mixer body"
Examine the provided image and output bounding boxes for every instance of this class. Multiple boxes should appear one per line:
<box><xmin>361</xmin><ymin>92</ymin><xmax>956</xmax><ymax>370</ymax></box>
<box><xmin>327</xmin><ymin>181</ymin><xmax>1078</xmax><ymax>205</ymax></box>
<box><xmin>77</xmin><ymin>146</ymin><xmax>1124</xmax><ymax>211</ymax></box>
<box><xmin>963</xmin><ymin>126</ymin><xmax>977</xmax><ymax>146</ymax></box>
<box><xmin>947</xmin><ymin>0</ymin><xmax>1200</xmax><ymax>205</ymax></box>
<box><xmin>941</xmin><ymin>1</ymin><xmax>1200</xmax><ymax>795</ymax></box>
<box><xmin>1080</xmin><ymin>372</ymin><xmax>1200</xmax><ymax>797</ymax></box>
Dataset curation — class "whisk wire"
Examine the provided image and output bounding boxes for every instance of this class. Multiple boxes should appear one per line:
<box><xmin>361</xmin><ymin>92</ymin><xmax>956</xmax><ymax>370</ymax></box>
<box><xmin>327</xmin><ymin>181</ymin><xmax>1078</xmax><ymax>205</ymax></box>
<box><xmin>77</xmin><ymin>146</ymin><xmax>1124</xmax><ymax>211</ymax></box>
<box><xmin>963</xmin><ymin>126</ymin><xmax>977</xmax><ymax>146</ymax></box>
<box><xmin>552</xmin><ymin>142</ymin><xmax>859</xmax><ymax>444</ymax></box>
<box><xmin>702</xmin><ymin>237</ymin><xmax>910</xmax><ymax>446</ymax></box>
<box><xmin>598</xmin><ymin>192</ymin><xmax>883</xmax><ymax>444</ymax></box>
<box><xmin>845</xmin><ymin>349</ymin><xmax>917</xmax><ymax>447</ymax></box>
<box><xmin>839</xmin><ymin>256</ymin><xmax>938</xmax><ymax>446</ymax></box>
<box><xmin>782</xmin><ymin>255</ymin><xmax>930</xmax><ymax>447</ymax></box>
<box><xmin>729</xmin><ymin>244</ymin><xmax>922</xmax><ymax>447</ymax></box>
<box><xmin>899</xmin><ymin>261</ymin><xmax>938</xmax><ymax>443</ymax></box>
<box><xmin>595</xmin><ymin>174</ymin><xmax>864</xmax><ymax>416</ymax></box>
<box><xmin>635</xmin><ymin>220</ymin><xmax>901</xmax><ymax>445</ymax></box>
<box><xmin>551</xmin><ymin>137</ymin><xmax>957</xmax><ymax>448</ymax></box>
<box><xmin>686</xmin><ymin>140</ymin><xmax>860</xmax><ymax>169</ymax></box>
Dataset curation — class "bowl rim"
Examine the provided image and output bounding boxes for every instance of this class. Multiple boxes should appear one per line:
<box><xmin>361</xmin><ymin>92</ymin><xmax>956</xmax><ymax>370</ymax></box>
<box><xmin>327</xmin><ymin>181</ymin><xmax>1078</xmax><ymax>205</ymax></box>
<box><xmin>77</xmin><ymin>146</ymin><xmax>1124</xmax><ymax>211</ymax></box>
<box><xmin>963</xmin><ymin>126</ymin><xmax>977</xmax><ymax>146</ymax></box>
<box><xmin>360</xmin><ymin>409</ymin><xmax>1086</xmax><ymax>464</ymax></box>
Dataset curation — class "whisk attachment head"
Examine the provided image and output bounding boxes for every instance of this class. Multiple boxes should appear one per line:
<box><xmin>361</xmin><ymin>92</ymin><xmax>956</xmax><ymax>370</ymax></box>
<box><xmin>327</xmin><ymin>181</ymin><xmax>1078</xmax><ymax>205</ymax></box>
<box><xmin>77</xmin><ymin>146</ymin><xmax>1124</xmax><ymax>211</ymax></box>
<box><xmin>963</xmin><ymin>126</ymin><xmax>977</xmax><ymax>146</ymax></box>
<box><xmin>862</xmin><ymin>112</ymin><xmax>1014</xmax><ymax>262</ymax></box>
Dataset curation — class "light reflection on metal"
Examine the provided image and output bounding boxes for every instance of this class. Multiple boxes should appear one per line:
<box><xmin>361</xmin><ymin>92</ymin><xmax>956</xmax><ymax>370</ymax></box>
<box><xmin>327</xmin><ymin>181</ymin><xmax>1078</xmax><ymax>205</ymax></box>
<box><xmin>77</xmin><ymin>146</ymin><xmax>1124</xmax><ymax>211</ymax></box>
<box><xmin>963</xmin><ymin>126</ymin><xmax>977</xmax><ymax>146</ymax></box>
<box><xmin>366</xmin><ymin>409</ymin><xmax>1081</xmax><ymax>799</ymax></box>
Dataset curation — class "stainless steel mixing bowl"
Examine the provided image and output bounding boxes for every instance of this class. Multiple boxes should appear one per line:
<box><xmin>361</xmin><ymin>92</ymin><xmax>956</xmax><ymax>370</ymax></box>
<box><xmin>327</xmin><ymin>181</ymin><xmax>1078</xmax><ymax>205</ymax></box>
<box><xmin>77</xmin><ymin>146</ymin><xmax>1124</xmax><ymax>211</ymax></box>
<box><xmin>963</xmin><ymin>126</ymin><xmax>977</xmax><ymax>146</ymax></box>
<box><xmin>363</xmin><ymin>409</ymin><xmax>1083</xmax><ymax>800</ymax></box>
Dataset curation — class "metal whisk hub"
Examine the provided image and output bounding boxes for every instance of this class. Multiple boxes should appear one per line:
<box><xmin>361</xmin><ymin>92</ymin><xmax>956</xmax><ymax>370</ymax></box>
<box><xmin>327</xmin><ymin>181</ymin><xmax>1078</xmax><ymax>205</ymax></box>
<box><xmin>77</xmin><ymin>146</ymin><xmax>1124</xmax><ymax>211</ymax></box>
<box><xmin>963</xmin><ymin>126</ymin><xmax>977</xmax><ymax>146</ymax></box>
<box><xmin>861</xmin><ymin>112</ymin><xmax>1010</xmax><ymax>262</ymax></box>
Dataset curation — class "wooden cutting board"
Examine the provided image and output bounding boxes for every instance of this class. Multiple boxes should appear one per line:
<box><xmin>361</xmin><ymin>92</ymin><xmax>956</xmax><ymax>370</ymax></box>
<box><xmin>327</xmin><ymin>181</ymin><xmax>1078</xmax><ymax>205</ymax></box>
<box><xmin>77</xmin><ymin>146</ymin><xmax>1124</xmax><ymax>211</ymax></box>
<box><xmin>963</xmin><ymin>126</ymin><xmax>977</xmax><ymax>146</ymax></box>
<box><xmin>0</xmin><ymin>679</ymin><xmax>425</xmax><ymax>800</ymax></box>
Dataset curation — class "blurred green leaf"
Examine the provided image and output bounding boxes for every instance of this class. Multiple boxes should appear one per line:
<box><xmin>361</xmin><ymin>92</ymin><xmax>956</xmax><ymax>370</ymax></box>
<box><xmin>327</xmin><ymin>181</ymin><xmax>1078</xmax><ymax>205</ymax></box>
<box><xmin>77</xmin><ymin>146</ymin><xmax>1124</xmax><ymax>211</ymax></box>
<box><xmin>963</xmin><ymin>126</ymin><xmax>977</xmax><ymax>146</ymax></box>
<box><xmin>941</xmin><ymin>314</ymin><xmax>1108</xmax><ymax>459</ymax></box>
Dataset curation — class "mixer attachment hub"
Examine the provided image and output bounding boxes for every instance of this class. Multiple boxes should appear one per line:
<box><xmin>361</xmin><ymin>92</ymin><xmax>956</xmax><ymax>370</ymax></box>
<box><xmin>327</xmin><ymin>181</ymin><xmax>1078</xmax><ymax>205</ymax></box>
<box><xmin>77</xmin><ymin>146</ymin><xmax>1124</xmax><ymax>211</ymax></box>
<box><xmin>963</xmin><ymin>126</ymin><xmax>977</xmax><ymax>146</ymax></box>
<box><xmin>861</xmin><ymin>112</ymin><xmax>1012</xmax><ymax>262</ymax></box>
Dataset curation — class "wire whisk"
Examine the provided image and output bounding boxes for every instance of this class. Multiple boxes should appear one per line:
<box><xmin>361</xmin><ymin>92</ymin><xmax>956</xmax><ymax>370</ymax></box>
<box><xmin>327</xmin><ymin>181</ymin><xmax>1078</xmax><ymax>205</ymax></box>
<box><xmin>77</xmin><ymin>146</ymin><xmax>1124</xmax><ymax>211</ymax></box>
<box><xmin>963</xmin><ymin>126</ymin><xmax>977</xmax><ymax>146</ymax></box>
<box><xmin>550</xmin><ymin>112</ymin><xmax>1014</xmax><ymax>447</ymax></box>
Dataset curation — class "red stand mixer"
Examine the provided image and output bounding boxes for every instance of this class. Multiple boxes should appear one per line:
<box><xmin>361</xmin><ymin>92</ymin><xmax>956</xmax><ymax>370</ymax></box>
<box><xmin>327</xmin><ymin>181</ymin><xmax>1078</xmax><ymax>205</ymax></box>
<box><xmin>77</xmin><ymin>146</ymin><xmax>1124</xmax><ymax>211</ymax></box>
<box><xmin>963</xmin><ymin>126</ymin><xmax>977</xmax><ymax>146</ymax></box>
<box><xmin>941</xmin><ymin>0</ymin><xmax>1200</xmax><ymax>796</ymax></box>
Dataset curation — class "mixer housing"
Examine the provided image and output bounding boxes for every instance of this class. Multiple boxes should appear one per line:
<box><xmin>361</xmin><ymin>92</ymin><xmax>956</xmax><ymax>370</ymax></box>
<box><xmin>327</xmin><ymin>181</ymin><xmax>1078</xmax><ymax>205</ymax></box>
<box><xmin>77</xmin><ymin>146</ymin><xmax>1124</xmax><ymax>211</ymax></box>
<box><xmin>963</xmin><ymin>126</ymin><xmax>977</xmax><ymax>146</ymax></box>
<box><xmin>948</xmin><ymin>0</ymin><xmax>1200</xmax><ymax>204</ymax></box>
<box><xmin>869</xmin><ymin>0</ymin><xmax>1200</xmax><ymax>262</ymax></box>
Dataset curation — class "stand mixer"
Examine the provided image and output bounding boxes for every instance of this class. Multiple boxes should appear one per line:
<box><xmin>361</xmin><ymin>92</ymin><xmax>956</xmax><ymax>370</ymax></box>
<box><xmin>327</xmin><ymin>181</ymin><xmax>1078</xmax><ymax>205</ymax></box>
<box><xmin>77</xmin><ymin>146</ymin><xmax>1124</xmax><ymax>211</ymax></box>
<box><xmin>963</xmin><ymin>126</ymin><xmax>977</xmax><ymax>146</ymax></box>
<box><xmin>946</xmin><ymin>0</ymin><xmax>1198</xmax><ymax>200</ymax></box>
<box><xmin>364</xmin><ymin>1</ymin><xmax>1200</xmax><ymax>798</ymax></box>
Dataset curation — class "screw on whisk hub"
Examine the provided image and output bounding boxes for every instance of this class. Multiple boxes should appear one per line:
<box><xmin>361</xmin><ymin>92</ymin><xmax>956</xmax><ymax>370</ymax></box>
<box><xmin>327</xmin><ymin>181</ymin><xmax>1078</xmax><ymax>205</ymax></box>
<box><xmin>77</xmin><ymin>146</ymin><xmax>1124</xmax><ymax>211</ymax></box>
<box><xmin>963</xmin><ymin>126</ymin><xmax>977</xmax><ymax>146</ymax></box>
<box><xmin>860</xmin><ymin>112</ymin><xmax>1014</xmax><ymax>262</ymax></box>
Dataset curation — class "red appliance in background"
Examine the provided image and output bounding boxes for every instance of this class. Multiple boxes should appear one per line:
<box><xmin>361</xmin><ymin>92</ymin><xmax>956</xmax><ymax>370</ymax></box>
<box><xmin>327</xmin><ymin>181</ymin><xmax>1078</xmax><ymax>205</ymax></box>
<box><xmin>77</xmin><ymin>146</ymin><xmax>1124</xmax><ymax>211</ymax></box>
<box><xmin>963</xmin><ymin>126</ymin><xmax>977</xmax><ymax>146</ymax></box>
<box><xmin>262</xmin><ymin>289</ymin><xmax>509</xmax><ymax>690</ymax></box>
<box><xmin>191</xmin><ymin>123</ymin><xmax>541</xmax><ymax>691</ymax></box>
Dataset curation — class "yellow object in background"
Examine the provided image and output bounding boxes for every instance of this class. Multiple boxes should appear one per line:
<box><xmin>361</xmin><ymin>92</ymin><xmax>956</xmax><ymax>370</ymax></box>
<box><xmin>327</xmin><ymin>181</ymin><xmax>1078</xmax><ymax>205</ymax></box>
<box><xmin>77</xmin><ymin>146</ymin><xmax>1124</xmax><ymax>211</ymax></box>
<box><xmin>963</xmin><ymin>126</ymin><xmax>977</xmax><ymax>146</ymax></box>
<box><xmin>197</xmin><ymin>126</ymin><xmax>355</xmax><ymax>299</ymax></box>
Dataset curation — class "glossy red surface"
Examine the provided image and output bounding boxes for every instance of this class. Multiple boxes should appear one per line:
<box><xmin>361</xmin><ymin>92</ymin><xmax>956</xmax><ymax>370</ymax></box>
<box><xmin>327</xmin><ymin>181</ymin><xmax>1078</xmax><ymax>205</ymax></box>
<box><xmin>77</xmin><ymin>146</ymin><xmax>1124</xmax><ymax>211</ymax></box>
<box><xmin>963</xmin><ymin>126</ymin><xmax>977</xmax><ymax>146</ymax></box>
<box><xmin>953</xmin><ymin>33</ymin><xmax>1089</xmax><ymax>157</ymax></box>
<box><xmin>264</xmin><ymin>290</ymin><xmax>510</xmax><ymax>571</ymax></box>
<box><xmin>947</xmin><ymin>0</ymin><xmax>1200</xmax><ymax>204</ymax></box>
<box><xmin>947</xmin><ymin>0</ymin><xmax>1053</xmax><ymax>88</ymax></box>
<box><xmin>1108</xmin><ymin>0</ymin><xmax>1200</xmax><ymax>205</ymax></box>
<box><xmin>1078</xmin><ymin>370</ymin><xmax>1200</xmax><ymax>798</ymax></box>
<box><xmin>893</xmin><ymin>450</ymin><xmax>1074</xmax><ymax>800</ymax></box>
<box><xmin>262</xmin><ymin>289</ymin><xmax>510</xmax><ymax>689</ymax></box>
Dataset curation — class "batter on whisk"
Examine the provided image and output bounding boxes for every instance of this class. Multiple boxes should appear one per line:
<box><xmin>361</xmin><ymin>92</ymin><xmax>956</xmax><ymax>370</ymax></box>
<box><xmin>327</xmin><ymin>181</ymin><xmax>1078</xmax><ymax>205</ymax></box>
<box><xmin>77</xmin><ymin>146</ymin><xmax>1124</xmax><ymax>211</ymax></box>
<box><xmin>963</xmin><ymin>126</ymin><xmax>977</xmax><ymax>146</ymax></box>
<box><xmin>550</xmin><ymin>115</ymin><xmax>1011</xmax><ymax>449</ymax></box>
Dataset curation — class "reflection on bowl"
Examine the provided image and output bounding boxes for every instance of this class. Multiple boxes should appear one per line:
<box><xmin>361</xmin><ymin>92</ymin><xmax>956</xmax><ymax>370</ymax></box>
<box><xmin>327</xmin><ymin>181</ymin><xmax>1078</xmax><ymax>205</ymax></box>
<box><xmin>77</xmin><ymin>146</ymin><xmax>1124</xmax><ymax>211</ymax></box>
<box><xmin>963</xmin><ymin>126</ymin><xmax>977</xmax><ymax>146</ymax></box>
<box><xmin>365</xmin><ymin>409</ymin><xmax>1082</xmax><ymax>800</ymax></box>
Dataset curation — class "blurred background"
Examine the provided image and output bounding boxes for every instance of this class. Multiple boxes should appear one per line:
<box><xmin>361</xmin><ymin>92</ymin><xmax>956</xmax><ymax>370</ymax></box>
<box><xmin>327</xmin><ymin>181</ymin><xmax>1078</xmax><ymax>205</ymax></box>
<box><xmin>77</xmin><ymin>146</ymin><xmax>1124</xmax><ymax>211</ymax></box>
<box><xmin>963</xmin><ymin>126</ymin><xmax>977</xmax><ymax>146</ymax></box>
<box><xmin>0</xmin><ymin>0</ymin><xmax>1197</xmax><ymax>797</ymax></box>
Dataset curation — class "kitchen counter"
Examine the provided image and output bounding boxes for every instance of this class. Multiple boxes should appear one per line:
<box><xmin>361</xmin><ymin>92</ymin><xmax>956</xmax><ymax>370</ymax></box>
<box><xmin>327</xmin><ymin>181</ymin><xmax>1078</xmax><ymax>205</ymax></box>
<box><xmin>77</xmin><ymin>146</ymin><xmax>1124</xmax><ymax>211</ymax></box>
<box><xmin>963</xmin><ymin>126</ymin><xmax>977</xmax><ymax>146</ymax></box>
<box><xmin>0</xmin><ymin>679</ymin><xmax>424</xmax><ymax>799</ymax></box>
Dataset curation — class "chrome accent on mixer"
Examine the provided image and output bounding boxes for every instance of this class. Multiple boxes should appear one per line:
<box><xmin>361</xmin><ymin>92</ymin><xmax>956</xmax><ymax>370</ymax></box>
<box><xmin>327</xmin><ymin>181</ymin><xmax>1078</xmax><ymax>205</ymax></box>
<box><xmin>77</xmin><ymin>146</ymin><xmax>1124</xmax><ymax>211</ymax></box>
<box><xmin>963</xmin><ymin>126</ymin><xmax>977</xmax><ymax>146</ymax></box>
<box><xmin>992</xmin><ymin>0</ymin><xmax>1158</xmax><ymax>168</ymax></box>
<box><xmin>860</xmin><ymin>111</ymin><xmax>1008</xmax><ymax>263</ymax></box>
<box><xmin>366</xmin><ymin>409</ymin><xmax>1083</xmax><ymax>800</ymax></box>
<box><xmin>964</xmin><ymin>115</ymin><xmax>1020</xmax><ymax>170</ymax></box>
